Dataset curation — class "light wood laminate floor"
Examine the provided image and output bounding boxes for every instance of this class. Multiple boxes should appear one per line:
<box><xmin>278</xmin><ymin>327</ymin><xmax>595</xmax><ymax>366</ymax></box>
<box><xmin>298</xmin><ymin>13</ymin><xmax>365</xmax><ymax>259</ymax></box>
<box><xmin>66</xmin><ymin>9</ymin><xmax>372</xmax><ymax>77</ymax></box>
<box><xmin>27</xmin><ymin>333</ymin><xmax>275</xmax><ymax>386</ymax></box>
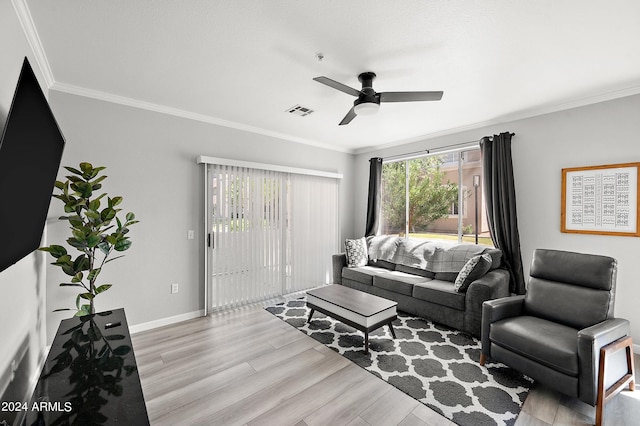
<box><xmin>131</xmin><ymin>299</ymin><xmax>640</xmax><ymax>426</ymax></box>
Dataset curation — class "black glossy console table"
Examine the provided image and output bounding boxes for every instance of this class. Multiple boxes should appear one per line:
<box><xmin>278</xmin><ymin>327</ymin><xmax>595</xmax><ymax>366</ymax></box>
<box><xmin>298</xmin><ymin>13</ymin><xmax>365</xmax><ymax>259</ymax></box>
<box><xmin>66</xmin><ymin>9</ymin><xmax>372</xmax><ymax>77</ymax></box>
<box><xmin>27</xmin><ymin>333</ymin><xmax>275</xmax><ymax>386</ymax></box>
<box><xmin>22</xmin><ymin>309</ymin><xmax>149</xmax><ymax>425</ymax></box>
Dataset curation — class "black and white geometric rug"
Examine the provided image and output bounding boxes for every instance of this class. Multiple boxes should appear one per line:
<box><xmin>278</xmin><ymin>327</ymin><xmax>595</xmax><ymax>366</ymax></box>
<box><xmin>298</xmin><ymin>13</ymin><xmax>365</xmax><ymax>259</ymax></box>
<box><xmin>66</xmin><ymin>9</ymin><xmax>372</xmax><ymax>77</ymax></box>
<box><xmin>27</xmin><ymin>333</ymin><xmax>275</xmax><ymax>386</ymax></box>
<box><xmin>266</xmin><ymin>298</ymin><xmax>532</xmax><ymax>426</ymax></box>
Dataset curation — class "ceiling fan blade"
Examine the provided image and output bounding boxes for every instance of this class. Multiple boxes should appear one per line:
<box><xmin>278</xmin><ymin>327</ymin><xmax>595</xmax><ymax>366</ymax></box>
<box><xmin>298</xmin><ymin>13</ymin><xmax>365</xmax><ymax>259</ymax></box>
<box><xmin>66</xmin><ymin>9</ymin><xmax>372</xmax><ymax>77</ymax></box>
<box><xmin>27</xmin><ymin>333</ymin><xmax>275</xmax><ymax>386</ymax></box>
<box><xmin>379</xmin><ymin>91</ymin><xmax>443</xmax><ymax>102</ymax></box>
<box><xmin>313</xmin><ymin>76</ymin><xmax>361</xmax><ymax>97</ymax></box>
<box><xmin>338</xmin><ymin>107</ymin><xmax>357</xmax><ymax>125</ymax></box>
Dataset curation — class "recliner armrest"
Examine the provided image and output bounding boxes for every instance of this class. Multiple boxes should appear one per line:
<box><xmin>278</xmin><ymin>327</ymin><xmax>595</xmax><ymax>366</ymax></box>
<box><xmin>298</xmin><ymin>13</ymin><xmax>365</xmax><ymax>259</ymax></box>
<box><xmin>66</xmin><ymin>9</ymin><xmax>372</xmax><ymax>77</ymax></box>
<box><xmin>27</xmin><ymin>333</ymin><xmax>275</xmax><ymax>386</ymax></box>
<box><xmin>481</xmin><ymin>295</ymin><xmax>525</xmax><ymax>357</ymax></box>
<box><xmin>577</xmin><ymin>318</ymin><xmax>631</xmax><ymax>405</ymax></box>
<box><xmin>332</xmin><ymin>253</ymin><xmax>347</xmax><ymax>284</ymax></box>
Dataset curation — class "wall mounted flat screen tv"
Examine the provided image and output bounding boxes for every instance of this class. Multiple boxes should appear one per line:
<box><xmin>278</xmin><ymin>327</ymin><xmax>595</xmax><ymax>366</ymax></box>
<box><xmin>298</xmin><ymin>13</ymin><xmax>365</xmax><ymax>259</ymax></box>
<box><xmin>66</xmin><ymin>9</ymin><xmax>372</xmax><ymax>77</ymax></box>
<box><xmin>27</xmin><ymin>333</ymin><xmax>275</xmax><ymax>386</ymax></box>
<box><xmin>0</xmin><ymin>58</ymin><xmax>65</xmax><ymax>273</ymax></box>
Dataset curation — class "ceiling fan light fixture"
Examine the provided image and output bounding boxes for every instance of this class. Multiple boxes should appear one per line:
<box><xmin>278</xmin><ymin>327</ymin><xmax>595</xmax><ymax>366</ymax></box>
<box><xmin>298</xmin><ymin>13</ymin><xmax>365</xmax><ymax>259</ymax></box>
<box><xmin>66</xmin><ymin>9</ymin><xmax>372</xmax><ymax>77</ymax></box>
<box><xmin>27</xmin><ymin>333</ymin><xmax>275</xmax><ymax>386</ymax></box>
<box><xmin>353</xmin><ymin>102</ymin><xmax>380</xmax><ymax>116</ymax></box>
<box><xmin>313</xmin><ymin>72</ymin><xmax>442</xmax><ymax>125</ymax></box>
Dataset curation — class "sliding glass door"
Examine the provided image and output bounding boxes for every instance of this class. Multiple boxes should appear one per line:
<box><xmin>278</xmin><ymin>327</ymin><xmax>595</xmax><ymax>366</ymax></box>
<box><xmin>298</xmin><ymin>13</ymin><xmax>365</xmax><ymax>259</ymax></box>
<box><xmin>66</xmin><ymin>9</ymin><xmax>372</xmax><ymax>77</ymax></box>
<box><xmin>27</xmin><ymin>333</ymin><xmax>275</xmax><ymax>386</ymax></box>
<box><xmin>205</xmin><ymin>163</ymin><xmax>339</xmax><ymax>312</ymax></box>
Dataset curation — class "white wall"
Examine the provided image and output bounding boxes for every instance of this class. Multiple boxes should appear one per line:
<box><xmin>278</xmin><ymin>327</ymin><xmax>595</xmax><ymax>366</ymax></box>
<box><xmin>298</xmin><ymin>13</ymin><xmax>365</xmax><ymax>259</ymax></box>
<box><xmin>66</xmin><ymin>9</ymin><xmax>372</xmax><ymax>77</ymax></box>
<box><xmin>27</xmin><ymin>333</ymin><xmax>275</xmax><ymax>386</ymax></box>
<box><xmin>45</xmin><ymin>90</ymin><xmax>356</xmax><ymax>342</ymax></box>
<box><xmin>0</xmin><ymin>0</ymin><xmax>48</xmax><ymax>411</ymax></box>
<box><xmin>355</xmin><ymin>94</ymin><xmax>640</xmax><ymax>346</ymax></box>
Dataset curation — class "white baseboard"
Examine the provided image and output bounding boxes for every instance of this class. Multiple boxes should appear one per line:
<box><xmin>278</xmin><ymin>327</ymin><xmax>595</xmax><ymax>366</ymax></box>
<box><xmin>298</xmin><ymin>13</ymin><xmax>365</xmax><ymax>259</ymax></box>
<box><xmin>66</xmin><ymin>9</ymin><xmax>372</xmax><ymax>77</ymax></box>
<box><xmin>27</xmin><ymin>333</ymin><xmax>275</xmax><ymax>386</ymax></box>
<box><xmin>128</xmin><ymin>309</ymin><xmax>205</xmax><ymax>334</ymax></box>
<box><xmin>634</xmin><ymin>343</ymin><xmax>640</xmax><ymax>355</ymax></box>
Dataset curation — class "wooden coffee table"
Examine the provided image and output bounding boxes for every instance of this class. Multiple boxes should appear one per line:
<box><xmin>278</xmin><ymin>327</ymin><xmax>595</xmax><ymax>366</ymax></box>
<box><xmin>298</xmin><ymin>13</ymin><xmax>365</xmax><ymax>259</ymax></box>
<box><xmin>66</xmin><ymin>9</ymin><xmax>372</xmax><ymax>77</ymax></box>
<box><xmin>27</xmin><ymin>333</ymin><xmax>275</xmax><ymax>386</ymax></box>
<box><xmin>306</xmin><ymin>284</ymin><xmax>397</xmax><ymax>354</ymax></box>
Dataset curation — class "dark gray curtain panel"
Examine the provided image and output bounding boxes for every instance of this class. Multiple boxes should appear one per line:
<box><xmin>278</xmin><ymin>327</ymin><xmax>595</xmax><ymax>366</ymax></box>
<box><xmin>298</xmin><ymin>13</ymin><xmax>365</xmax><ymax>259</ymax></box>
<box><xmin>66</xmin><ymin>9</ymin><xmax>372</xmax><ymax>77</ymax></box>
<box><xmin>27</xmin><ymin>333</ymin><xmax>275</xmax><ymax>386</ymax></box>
<box><xmin>480</xmin><ymin>133</ymin><xmax>526</xmax><ymax>294</ymax></box>
<box><xmin>365</xmin><ymin>157</ymin><xmax>383</xmax><ymax>237</ymax></box>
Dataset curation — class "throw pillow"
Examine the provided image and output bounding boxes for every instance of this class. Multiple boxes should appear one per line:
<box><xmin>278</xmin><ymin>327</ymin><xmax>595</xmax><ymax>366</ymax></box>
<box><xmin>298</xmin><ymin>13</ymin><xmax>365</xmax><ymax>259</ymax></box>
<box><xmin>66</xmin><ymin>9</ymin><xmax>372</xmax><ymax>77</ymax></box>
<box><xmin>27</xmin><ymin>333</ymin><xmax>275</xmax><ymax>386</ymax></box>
<box><xmin>345</xmin><ymin>237</ymin><xmax>368</xmax><ymax>267</ymax></box>
<box><xmin>454</xmin><ymin>253</ymin><xmax>492</xmax><ymax>292</ymax></box>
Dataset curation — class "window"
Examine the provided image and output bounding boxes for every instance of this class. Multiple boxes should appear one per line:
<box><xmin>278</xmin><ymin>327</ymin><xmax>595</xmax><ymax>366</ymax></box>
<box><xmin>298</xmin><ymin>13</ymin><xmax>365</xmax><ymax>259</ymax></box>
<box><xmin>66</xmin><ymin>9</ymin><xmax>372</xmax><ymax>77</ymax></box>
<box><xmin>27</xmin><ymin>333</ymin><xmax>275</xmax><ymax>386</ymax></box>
<box><xmin>380</xmin><ymin>147</ymin><xmax>492</xmax><ymax>246</ymax></box>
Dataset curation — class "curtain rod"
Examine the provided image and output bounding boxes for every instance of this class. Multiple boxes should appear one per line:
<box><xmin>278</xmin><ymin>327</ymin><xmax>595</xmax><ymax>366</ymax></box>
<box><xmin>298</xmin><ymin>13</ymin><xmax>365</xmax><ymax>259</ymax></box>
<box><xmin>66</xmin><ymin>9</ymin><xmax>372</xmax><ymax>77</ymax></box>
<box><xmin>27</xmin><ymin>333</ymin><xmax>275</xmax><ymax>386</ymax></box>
<box><xmin>380</xmin><ymin>132</ymin><xmax>515</xmax><ymax>163</ymax></box>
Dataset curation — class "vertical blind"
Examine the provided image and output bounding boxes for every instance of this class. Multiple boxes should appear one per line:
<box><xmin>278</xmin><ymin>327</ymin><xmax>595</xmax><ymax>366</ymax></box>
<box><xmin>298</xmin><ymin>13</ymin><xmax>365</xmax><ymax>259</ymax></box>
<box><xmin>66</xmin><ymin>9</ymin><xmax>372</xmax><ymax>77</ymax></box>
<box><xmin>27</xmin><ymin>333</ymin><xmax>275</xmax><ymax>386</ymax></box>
<box><xmin>287</xmin><ymin>173</ymin><xmax>340</xmax><ymax>293</ymax></box>
<box><xmin>207</xmin><ymin>163</ymin><xmax>339</xmax><ymax>311</ymax></box>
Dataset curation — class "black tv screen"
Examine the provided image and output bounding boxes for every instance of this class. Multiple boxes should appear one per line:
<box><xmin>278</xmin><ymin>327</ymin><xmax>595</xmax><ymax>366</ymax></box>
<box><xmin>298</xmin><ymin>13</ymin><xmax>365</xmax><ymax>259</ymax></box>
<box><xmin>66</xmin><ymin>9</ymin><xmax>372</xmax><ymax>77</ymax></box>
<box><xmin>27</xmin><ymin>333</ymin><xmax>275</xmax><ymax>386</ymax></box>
<box><xmin>0</xmin><ymin>58</ymin><xmax>65</xmax><ymax>273</ymax></box>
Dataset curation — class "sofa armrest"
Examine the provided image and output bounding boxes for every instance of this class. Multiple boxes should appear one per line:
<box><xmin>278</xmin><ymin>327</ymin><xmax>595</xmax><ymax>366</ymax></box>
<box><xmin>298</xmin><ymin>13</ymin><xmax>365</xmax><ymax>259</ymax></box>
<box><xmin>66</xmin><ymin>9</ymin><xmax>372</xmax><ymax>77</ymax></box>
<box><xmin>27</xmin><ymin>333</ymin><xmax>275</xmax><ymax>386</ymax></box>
<box><xmin>480</xmin><ymin>295</ymin><xmax>525</xmax><ymax>356</ymax></box>
<box><xmin>332</xmin><ymin>253</ymin><xmax>347</xmax><ymax>284</ymax></box>
<box><xmin>463</xmin><ymin>269</ymin><xmax>511</xmax><ymax>337</ymax></box>
<box><xmin>577</xmin><ymin>318</ymin><xmax>631</xmax><ymax>405</ymax></box>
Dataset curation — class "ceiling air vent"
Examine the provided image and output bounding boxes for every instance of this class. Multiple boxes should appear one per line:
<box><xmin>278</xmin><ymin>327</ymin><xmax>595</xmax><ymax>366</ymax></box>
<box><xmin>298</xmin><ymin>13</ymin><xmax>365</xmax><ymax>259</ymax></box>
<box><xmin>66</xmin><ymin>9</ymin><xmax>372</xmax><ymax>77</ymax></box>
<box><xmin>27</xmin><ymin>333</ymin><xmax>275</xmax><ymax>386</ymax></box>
<box><xmin>286</xmin><ymin>105</ymin><xmax>314</xmax><ymax>117</ymax></box>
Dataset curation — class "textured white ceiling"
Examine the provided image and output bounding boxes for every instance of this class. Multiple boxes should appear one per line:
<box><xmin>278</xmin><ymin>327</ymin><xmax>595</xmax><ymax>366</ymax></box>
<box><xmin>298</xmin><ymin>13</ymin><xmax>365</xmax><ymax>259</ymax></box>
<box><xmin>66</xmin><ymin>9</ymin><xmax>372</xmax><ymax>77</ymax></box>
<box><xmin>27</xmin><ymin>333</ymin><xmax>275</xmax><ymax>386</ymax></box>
<box><xmin>24</xmin><ymin>0</ymin><xmax>640</xmax><ymax>153</ymax></box>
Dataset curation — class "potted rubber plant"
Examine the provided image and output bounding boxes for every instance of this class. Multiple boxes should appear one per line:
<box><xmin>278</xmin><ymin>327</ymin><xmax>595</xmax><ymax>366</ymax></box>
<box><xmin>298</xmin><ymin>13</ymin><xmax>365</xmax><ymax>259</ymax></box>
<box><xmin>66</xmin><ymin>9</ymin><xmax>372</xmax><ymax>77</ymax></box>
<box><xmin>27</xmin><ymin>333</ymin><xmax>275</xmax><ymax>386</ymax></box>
<box><xmin>40</xmin><ymin>162</ymin><xmax>139</xmax><ymax>316</ymax></box>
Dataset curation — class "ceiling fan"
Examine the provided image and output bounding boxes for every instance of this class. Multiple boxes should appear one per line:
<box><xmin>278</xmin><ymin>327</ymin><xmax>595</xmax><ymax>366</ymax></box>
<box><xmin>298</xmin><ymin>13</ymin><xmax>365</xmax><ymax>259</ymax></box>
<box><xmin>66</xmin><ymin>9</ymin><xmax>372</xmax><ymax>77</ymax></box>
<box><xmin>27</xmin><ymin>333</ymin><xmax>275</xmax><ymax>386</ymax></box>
<box><xmin>313</xmin><ymin>72</ymin><xmax>443</xmax><ymax>125</ymax></box>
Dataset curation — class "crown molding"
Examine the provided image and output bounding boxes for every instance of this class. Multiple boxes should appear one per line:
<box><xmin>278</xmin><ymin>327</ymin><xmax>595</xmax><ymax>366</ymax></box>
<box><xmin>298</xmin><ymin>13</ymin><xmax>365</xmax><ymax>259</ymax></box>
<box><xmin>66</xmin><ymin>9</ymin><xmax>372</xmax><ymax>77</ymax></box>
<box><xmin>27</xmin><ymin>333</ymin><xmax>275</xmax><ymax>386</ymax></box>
<box><xmin>11</xmin><ymin>0</ymin><xmax>55</xmax><ymax>88</ymax></box>
<box><xmin>49</xmin><ymin>82</ymin><xmax>354</xmax><ymax>154</ymax></box>
<box><xmin>353</xmin><ymin>85</ymin><xmax>640</xmax><ymax>155</ymax></box>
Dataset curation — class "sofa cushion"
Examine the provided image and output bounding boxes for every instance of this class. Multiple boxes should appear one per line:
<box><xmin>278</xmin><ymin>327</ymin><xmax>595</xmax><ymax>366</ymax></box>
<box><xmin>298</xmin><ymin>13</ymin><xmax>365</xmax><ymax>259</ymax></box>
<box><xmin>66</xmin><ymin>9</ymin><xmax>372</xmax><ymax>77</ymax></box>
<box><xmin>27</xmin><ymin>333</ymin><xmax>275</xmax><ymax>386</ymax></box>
<box><xmin>373</xmin><ymin>271</ymin><xmax>431</xmax><ymax>296</ymax></box>
<box><xmin>490</xmin><ymin>316</ymin><xmax>579</xmax><ymax>376</ymax></box>
<box><xmin>454</xmin><ymin>253</ymin><xmax>493</xmax><ymax>292</ymax></box>
<box><xmin>484</xmin><ymin>248</ymin><xmax>503</xmax><ymax>270</ymax></box>
<box><xmin>345</xmin><ymin>238</ymin><xmax>367</xmax><ymax>267</ymax></box>
<box><xmin>341</xmin><ymin>265</ymin><xmax>386</xmax><ymax>285</ymax></box>
<box><xmin>412</xmin><ymin>280</ymin><xmax>466</xmax><ymax>311</ymax></box>
<box><xmin>434</xmin><ymin>272</ymin><xmax>458</xmax><ymax>282</ymax></box>
<box><xmin>431</xmin><ymin>243</ymin><xmax>487</xmax><ymax>273</ymax></box>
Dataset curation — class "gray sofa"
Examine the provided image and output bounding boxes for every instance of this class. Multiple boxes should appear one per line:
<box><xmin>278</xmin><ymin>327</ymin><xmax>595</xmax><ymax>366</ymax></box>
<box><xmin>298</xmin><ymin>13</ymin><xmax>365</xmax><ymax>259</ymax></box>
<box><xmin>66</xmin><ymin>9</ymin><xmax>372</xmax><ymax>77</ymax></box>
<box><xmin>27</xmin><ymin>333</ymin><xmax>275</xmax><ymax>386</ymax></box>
<box><xmin>332</xmin><ymin>235</ymin><xmax>510</xmax><ymax>337</ymax></box>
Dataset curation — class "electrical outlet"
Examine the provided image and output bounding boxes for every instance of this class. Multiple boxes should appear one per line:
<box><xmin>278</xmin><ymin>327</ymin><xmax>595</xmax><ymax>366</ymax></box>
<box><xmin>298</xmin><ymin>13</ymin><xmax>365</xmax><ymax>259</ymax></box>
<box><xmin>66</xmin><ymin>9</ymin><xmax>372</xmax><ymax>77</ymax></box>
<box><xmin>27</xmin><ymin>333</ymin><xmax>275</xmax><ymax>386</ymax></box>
<box><xmin>171</xmin><ymin>283</ymin><xmax>179</xmax><ymax>294</ymax></box>
<box><xmin>187</xmin><ymin>230</ymin><xmax>194</xmax><ymax>240</ymax></box>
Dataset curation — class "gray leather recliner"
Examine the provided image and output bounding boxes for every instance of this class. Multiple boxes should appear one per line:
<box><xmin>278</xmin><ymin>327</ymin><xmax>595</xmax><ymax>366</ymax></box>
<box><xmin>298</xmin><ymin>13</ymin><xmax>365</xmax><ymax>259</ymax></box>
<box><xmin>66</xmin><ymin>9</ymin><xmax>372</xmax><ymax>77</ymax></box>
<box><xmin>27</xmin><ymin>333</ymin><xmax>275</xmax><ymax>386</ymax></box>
<box><xmin>481</xmin><ymin>248</ymin><xmax>633</xmax><ymax>423</ymax></box>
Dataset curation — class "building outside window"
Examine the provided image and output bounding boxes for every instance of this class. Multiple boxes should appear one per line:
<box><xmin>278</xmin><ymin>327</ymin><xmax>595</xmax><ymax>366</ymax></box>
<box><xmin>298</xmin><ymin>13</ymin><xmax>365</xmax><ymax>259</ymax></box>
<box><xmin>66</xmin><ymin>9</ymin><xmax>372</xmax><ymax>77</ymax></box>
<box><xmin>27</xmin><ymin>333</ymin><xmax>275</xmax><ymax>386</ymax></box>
<box><xmin>380</xmin><ymin>147</ymin><xmax>492</xmax><ymax>246</ymax></box>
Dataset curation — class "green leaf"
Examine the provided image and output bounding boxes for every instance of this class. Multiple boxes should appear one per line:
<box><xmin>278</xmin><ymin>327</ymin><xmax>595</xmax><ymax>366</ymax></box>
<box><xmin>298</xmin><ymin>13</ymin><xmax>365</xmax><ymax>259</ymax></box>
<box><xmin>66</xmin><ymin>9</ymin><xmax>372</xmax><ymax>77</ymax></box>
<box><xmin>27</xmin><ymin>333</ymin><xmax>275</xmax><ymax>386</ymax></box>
<box><xmin>97</xmin><ymin>241</ymin><xmax>111</xmax><ymax>256</ymax></box>
<box><xmin>73</xmin><ymin>255</ymin><xmax>90</xmax><ymax>272</ymax></box>
<box><xmin>125</xmin><ymin>212</ymin><xmax>136</xmax><ymax>221</ymax></box>
<box><xmin>54</xmin><ymin>180</ymin><xmax>65</xmax><ymax>190</ymax></box>
<box><xmin>59</xmin><ymin>283</ymin><xmax>83</xmax><ymax>287</ymax></box>
<box><xmin>90</xmin><ymin>175</ymin><xmax>107</xmax><ymax>186</ymax></box>
<box><xmin>86</xmin><ymin>210</ymin><xmax>101</xmax><ymax>220</ymax></box>
<box><xmin>89</xmin><ymin>198</ymin><xmax>101</xmax><ymax>211</ymax></box>
<box><xmin>64</xmin><ymin>166</ymin><xmax>83</xmax><ymax>176</ymax></box>
<box><xmin>67</xmin><ymin>237</ymin><xmax>87</xmax><ymax>249</ymax></box>
<box><xmin>39</xmin><ymin>245</ymin><xmax>67</xmax><ymax>258</ymax></box>
<box><xmin>79</xmin><ymin>292</ymin><xmax>95</xmax><ymax>301</ymax></box>
<box><xmin>88</xmin><ymin>268</ymin><xmax>102</xmax><ymax>282</ymax></box>
<box><xmin>108</xmin><ymin>196</ymin><xmax>122</xmax><ymax>207</ymax></box>
<box><xmin>114</xmin><ymin>239</ymin><xmax>132</xmax><ymax>252</ymax></box>
<box><xmin>68</xmin><ymin>215</ymin><xmax>84</xmax><ymax>227</ymax></box>
<box><xmin>79</xmin><ymin>162</ymin><xmax>93</xmax><ymax>173</ymax></box>
<box><xmin>61</xmin><ymin>264</ymin><xmax>75</xmax><ymax>276</ymax></box>
<box><xmin>86</xmin><ymin>234</ymin><xmax>102</xmax><ymax>248</ymax></box>
<box><xmin>71</xmin><ymin>181</ymin><xmax>93</xmax><ymax>198</ymax></box>
<box><xmin>95</xmin><ymin>284</ymin><xmax>111</xmax><ymax>294</ymax></box>
<box><xmin>75</xmin><ymin>305</ymin><xmax>92</xmax><ymax>317</ymax></box>
<box><xmin>101</xmin><ymin>208</ymin><xmax>117</xmax><ymax>221</ymax></box>
<box><xmin>71</xmin><ymin>272</ymin><xmax>83</xmax><ymax>283</ymax></box>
